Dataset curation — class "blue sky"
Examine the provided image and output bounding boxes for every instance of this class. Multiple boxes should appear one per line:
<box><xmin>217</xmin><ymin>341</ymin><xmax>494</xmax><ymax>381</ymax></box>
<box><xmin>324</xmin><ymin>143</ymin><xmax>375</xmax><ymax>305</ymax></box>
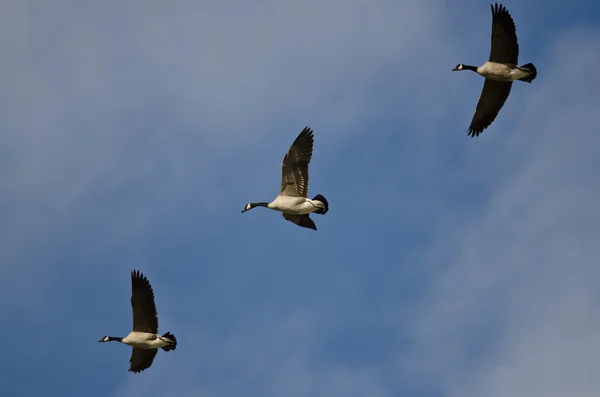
<box><xmin>1</xmin><ymin>0</ymin><xmax>600</xmax><ymax>396</ymax></box>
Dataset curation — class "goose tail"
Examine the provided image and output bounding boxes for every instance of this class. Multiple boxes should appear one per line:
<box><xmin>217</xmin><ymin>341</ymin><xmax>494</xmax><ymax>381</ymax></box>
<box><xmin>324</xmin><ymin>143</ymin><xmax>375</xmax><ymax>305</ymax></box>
<box><xmin>161</xmin><ymin>332</ymin><xmax>177</xmax><ymax>351</ymax></box>
<box><xmin>312</xmin><ymin>194</ymin><xmax>329</xmax><ymax>215</ymax></box>
<box><xmin>518</xmin><ymin>63</ymin><xmax>537</xmax><ymax>83</ymax></box>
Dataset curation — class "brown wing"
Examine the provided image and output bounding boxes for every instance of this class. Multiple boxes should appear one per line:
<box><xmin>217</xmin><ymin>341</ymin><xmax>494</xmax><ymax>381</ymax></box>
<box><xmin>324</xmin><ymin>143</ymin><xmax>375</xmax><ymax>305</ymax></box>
<box><xmin>280</xmin><ymin>127</ymin><xmax>314</xmax><ymax>197</ymax></box>
<box><xmin>282</xmin><ymin>213</ymin><xmax>317</xmax><ymax>230</ymax></box>
<box><xmin>467</xmin><ymin>79</ymin><xmax>512</xmax><ymax>137</ymax></box>
<box><xmin>131</xmin><ymin>270</ymin><xmax>159</xmax><ymax>333</ymax></box>
<box><xmin>489</xmin><ymin>3</ymin><xmax>519</xmax><ymax>64</ymax></box>
<box><xmin>129</xmin><ymin>348</ymin><xmax>158</xmax><ymax>373</ymax></box>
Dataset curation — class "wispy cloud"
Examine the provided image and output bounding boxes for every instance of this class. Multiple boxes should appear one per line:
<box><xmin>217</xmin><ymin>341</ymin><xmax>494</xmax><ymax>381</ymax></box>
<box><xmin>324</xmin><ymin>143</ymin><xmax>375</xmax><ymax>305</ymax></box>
<box><xmin>1</xmin><ymin>1</ymin><xmax>599</xmax><ymax>397</ymax></box>
<box><xmin>403</xmin><ymin>27</ymin><xmax>600</xmax><ymax>397</ymax></box>
<box><xmin>0</xmin><ymin>0</ymin><xmax>458</xmax><ymax>312</ymax></box>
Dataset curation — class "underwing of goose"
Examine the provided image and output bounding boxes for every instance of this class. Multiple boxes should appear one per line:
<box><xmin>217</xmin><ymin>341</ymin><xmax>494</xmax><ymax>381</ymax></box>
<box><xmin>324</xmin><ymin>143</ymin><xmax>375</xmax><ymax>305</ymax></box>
<box><xmin>98</xmin><ymin>270</ymin><xmax>177</xmax><ymax>373</ymax></box>
<box><xmin>453</xmin><ymin>3</ymin><xmax>537</xmax><ymax>137</ymax></box>
<box><xmin>241</xmin><ymin>126</ymin><xmax>329</xmax><ymax>230</ymax></box>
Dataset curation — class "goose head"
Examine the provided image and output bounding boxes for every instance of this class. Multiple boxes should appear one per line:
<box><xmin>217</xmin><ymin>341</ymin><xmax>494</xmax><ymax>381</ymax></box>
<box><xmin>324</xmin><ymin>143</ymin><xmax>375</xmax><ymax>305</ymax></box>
<box><xmin>98</xmin><ymin>336</ymin><xmax>121</xmax><ymax>342</ymax></box>
<box><xmin>241</xmin><ymin>202</ymin><xmax>269</xmax><ymax>213</ymax></box>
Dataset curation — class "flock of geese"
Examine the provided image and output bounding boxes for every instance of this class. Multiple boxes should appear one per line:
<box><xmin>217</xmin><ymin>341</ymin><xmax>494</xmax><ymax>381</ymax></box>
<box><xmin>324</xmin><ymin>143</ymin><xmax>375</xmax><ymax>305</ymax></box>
<box><xmin>99</xmin><ymin>3</ymin><xmax>537</xmax><ymax>373</ymax></box>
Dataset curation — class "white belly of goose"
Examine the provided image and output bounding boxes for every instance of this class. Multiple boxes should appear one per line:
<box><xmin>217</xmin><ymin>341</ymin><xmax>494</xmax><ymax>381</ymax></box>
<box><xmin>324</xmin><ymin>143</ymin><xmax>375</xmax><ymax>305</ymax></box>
<box><xmin>122</xmin><ymin>332</ymin><xmax>171</xmax><ymax>349</ymax></box>
<box><xmin>268</xmin><ymin>196</ymin><xmax>320</xmax><ymax>215</ymax></box>
<box><xmin>477</xmin><ymin>62</ymin><xmax>512</xmax><ymax>81</ymax></box>
<box><xmin>477</xmin><ymin>62</ymin><xmax>530</xmax><ymax>82</ymax></box>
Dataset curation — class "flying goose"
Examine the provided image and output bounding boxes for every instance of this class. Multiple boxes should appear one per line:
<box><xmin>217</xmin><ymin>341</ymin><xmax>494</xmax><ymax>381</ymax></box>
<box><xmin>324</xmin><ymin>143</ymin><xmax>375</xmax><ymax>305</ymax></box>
<box><xmin>241</xmin><ymin>126</ymin><xmax>329</xmax><ymax>230</ymax></box>
<box><xmin>98</xmin><ymin>270</ymin><xmax>177</xmax><ymax>373</ymax></box>
<box><xmin>453</xmin><ymin>3</ymin><xmax>537</xmax><ymax>137</ymax></box>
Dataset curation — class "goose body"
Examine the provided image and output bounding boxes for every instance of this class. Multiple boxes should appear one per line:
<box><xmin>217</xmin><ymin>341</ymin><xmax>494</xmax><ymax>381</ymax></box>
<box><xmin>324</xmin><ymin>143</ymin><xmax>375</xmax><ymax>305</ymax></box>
<box><xmin>262</xmin><ymin>195</ymin><xmax>324</xmax><ymax>215</ymax></box>
<box><xmin>453</xmin><ymin>3</ymin><xmax>537</xmax><ymax>137</ymax></box>
<box><xmin>98</xmin><ymin>270</ymin><xmax>177</xmax><ymax>373</ymax></box>
<box><xmin>475</xmin><ymin>62</ymin><xmax>533</xmax><ymax>82</ymax></box>
<box><xmin>241</xmin><ymin>127</ymin><xmax>329</xmax><ymax>230</ymax></box>
<box><xmin>120</xmin><ymin>332</ymin><xmax>174</xmax><ymax>348</ymax></box>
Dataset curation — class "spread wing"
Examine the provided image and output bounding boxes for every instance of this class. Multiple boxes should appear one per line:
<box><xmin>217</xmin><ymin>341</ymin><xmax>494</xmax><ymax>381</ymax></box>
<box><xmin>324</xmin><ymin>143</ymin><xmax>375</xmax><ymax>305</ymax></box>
<box><xmin>489</xmin><ymin>3</ymin><xmax>519</xmax><ymax>64</ymax></box>
<box><xmin>282</xmin><ymin>213</ymin><xmax>317</xmax><ymax>230</ymax></box>
<box><xmin>468</xmin><ymin>79</ymin><xmax>512</xmax><ymax>137</ymax></box>
<box><xmin>129</xmin><ymin>348</ymin><xmax>158</xmax><ymax>373</ymax></box>
<box><xmin>131</xmin><ymin>270</ymin><xmax>159</xmax><ymax>333</ymax></box>
<box><xmin>280</xmin><ymin>127</ymin><xmax>314</xmax><ymax>198</ymax></box>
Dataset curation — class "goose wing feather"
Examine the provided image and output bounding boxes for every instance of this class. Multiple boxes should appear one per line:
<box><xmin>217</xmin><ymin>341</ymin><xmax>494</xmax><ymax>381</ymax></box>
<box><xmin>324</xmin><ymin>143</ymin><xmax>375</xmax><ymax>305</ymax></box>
<box><xmin>280</xmin><ymin>127</ymin><xmax>314</xmax><ymax>198</ymax></box>
<box><xmin>282</xmin><ymin>213</ymin><xmax>317</xmax><ymax>230</ymax></box>
<box><xmin>128</xmin><ymin>348</ymin><xmax>158</xmax><ymax>373</ymax></box>
<box><xmin>489</xmin><ymin>3</ymin><xmax>519</xmax><ymax>64</ymax></box>
<box><xmin>130</xmin><ymin>270</ymin><xmax>159</xmax><ymax>334</ymax></box>
<box><xmin>468</xmin><ymin>79</ymin><xmax>512</xmax><ymax>136</ymax></box>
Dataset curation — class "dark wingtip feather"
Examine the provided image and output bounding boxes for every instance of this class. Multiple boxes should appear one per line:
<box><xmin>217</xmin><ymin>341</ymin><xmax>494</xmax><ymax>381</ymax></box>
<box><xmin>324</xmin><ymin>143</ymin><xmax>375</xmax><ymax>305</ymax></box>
<box><xmin>466</xmin><ymin>128</ymin><xmax>482</xmax><ymax>138</ymax></box>
<box><xmin>301</xmin><ymin>126</ymin><xmax>313</xmax><ymax>135</ymax></box>
<box><xmin>491</xmin><ymin>3</ymin><xmax>510</xmax><ymax>18</ymax></box>
<box><xmin>298</xmin><ymin>126</ymin><xmax>314</xmax><ymax>142</ymax></box>
<box><xmin>291</xmin><ymin>126</ymin><xmax>315</xmax><ymax>150</ymax></box>
<box><xmin>131</xmin><ymin>269</ymin><xmax>154</xmax><ymax>299</ymax></box>
<box><xmin>131</xmin><ymin>269</ymin><xmax>148</xmax><ymax>285</ymax></box>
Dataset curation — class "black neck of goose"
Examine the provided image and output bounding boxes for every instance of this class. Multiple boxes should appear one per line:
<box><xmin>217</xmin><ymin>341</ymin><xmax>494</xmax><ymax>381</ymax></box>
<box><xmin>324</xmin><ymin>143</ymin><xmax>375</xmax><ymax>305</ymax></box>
<box><xmin>107</xmin><ymin>336</ymin><xmax>123</xmax><ymax>342</ymax></box>
<box><xmin>463</xmin><ymin>65</ymin><xmax>478</xmax><ymax>72</ymax></box>
<box><xmin>250</xmin><ymin>202</ymin><xmax>269</xmax><ymax>209</ymax></box>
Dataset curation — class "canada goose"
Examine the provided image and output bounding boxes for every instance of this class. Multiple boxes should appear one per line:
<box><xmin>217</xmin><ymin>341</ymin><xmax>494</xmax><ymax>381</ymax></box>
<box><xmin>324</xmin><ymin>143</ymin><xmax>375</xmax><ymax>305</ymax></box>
<box><xmin>453</xmin><ymin>3</ymin><xmax>537</xmax><ymax>137</ymax></box>
<box><xmin>98</xmin><ymin>270</ymin><xmax>177</xmax><ymax>373</ymax></box>
<box><xmin>241</xmin><ymin>126</ymin><xmax>329</xmax><ymax>230</ymax></box>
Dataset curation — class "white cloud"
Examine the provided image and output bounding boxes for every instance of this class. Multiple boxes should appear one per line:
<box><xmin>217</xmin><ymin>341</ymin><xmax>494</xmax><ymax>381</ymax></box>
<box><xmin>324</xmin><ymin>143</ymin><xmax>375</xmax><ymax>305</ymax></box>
<box><xmin>2</xmin><ymin>2</ymin><xmax>599</xmax><ymax>397</ymax></box>
<box><xmin>405</xmin><ymin>27</ymin><xmax>600</xmax><ymax>397</ymax></box>
<box><xmin>0</xmin><ymin>0</ymin><xmax>460</xmax><ymax>310</ymax></box>
<box><xmin>114</xmin><ymin>309</ymin><xmax>389</xmax><ymax>397</ymax></box>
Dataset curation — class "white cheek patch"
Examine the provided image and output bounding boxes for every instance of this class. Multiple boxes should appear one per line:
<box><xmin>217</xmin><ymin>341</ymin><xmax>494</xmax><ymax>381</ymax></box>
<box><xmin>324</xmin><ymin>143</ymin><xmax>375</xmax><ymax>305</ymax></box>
<box><xmin>245</xmin><ymin>204</ymin><xmax>251</xmax><ymax>210</ymax></box>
